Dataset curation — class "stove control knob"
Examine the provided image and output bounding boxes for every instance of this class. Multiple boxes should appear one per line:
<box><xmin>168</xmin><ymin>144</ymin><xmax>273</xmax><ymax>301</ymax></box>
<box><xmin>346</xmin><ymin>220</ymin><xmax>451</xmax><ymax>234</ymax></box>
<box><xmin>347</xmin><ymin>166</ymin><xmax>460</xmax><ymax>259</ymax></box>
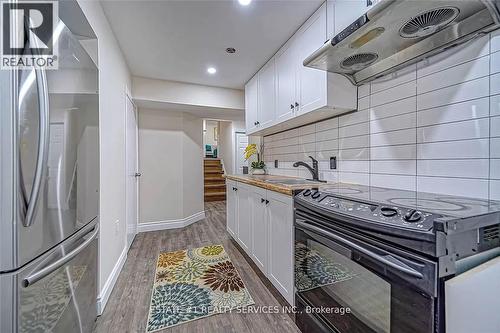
<box><xmin>404</xmin><ymin>209</ymin><xmax>422</xmax><ymax>223</ymax></box>
<box><xmin>311</xmin><ymin>191</ymin><xmax>321</xmax><ymax>199</ymax></box>
<box><xmin>380</xmin><ymin>207</ymin><xmax>398</xmax><ymax>217</ymax></box>
<box><xmin>303</xmin><ymin>189</ymin><xmax>311</xmax><ymax>197</ymax></box>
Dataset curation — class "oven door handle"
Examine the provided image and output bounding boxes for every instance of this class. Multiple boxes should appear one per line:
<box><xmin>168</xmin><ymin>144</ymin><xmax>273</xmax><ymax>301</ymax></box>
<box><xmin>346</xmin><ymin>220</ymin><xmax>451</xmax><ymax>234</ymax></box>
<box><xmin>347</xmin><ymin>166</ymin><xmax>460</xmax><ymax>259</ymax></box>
<box><xmin>296</xmin><ymin>221</ymin><xmax>424</xmax><ymax>279</ymax></box>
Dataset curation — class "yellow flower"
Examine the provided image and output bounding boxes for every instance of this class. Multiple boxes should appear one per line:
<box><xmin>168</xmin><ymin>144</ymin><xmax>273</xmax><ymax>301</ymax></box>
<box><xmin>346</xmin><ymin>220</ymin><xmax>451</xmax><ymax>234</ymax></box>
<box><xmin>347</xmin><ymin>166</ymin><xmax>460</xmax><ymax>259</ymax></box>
<box><xmin>244</xmin><ymin>144</ymin><xmax>257</xmax><ymax>160</ymax></box>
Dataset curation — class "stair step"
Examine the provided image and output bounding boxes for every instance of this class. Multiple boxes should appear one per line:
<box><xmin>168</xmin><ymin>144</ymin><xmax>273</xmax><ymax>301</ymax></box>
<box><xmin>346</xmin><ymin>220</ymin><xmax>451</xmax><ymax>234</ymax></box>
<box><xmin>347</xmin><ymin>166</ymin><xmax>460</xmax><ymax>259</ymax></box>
<box><xmin>204</xmin><ymin>191</ymin><xmax>226</xmax><ymax>197</ymax></box>
<box><xmin>204</xmin><ymin>170</ymin><xmax>223</xmax><ymax>175</ymax></box>
<box><xmin>205</xmin><ymin>183</ymin><xmax>226</xmax><ymax>188</ymax></box>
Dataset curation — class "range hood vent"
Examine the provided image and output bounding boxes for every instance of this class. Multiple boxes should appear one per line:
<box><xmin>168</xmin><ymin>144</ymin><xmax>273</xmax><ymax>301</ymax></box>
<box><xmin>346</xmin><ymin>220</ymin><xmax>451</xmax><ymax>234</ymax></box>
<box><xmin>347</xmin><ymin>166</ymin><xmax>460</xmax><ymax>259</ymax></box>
<box><xmin>304</xmin><ymin>0</ymin><xmax>500</xmax><ymax>86</ymax></box>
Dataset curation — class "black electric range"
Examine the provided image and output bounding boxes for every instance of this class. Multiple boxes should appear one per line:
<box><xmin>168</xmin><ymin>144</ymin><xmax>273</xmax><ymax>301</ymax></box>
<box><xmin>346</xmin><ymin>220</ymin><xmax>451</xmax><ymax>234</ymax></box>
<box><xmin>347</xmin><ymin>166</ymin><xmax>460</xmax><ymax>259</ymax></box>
<box><xmin>293</xmin><ymin>183</ymin><xmax>500</xmax><ymax>333</ymax></box>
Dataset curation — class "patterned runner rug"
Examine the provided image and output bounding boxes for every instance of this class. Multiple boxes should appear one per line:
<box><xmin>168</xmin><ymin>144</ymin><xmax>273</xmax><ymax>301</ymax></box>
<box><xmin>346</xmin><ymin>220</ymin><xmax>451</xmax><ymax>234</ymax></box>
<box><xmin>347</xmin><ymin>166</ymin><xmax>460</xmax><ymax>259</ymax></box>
<box><xmin>146</xmin><ymin>244</ymin><xmax>254</xmax><ymax>332</ymax></box>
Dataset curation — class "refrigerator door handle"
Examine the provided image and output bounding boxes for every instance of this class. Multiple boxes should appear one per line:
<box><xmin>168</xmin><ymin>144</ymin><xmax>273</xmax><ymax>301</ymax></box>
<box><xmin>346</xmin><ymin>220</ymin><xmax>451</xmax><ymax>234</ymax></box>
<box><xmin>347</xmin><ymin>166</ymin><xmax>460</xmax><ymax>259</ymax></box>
<box><xmin>23</xmin><ymin>64</ymin><xmax>50</xmax><ymax>227</ymax></box>
<box><xmin>23</xmin><ymin>223</ymin><xmax>99</xmax><ymax>287</ymax></box>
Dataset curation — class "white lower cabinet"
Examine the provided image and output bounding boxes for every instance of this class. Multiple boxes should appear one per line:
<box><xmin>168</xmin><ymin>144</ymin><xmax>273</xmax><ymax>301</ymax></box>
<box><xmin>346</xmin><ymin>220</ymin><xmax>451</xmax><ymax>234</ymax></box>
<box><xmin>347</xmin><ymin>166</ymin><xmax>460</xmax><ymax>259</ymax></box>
<box><xmin>226</xmin><ymin>181</ymin><xmax>294</xmax><ymax>305</ymax></box>
<box><xmin>266</xmin><ymin>191</ymin><xmax>294</xmax><ymax>305</ymax></box>
<box><xmin>236</xmin><ymin>184</ymin><xmax>252</xmax><ymax>254</ymax></box>
<box><xmin>249</xmin><ymin>186</ymin><xmax>268</xmax><ymax>273</ymax></box>
<box><xmin>226</xmin><ymin>180</ymin><xmax>237</xmax><ymax>237</ymax></box>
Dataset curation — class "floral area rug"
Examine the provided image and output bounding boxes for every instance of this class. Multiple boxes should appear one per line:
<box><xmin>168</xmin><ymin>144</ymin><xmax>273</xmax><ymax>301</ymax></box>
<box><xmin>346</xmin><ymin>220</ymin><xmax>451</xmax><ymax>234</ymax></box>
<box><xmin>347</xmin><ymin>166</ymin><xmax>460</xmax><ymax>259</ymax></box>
<box><xmin>146</xmin><ymin>244</ymin><xmax>254</xmax><ymax>332</ymax></box>
<box><xmin>295</xmin><ymin>242</ymin><xmax>357</xmax><ymax>292</ymax></box>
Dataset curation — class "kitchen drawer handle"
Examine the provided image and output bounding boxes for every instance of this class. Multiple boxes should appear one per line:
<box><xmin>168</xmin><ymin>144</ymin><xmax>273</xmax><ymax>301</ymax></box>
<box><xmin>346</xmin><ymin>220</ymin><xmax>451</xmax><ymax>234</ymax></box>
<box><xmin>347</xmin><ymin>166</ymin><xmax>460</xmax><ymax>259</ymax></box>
<box><xmin>296</xmin><ymin>221</ymin><xmax>423</xmax><ymax>279</ymax></box>
<box><xmin>23</xmin><ymin>224</ymin><xmax>99</xmax><ymax>287</ymax></box>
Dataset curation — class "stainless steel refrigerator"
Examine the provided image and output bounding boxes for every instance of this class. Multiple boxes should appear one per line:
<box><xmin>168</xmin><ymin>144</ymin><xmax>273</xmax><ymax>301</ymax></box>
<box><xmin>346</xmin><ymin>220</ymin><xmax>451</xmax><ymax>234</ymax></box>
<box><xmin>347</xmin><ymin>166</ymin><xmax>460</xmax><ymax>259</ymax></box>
<box><xmin>0</xmin><ymin>1</ymin><xmax>99</xmax><ymax>332</ymax></box>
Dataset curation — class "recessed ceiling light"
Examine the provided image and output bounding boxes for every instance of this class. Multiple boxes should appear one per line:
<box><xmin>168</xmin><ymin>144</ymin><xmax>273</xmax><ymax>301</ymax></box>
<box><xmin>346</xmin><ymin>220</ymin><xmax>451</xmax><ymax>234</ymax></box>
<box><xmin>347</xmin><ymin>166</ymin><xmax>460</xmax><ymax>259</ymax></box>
<box><xmin>238</xmin><ymin>0</ymin><xmax>251</xmax><ymax>6</ymax></box>
<box><xmin>207</xmin><ymin>67</ymin><xmax>217</xmax><ymax>74</ymax></box>
<box><xmin>226</xmin><ymin>47</ymin><xmax>236</xmax><ymax>54</ymax></box>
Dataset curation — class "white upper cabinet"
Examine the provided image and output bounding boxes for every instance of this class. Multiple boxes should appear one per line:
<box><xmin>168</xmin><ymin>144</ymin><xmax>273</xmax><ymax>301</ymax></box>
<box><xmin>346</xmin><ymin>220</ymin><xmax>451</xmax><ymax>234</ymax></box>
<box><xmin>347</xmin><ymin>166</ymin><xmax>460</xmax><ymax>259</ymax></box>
<box><xmin>245</xmin><ymin>74</ymin><xmax>258</xmax><ymax>133</ymax></box>
<box><xmin>245</xmin><ymin>1</ymin><xmax>357</xmax><ymax>136</ymax></box>
<box><xmin>258</xmin><ymin>59</ymin><xmax>276</xmax><ymax>128</ymax></box>
<box><xmin>276</xmin><ymin>39</ymin><xmax>297</xmax><ymax>122</ymax></box>
<box><xmin>296</xmin><ymin>3</ymin><xmax>328</xmax><ymax>115</ymax></box>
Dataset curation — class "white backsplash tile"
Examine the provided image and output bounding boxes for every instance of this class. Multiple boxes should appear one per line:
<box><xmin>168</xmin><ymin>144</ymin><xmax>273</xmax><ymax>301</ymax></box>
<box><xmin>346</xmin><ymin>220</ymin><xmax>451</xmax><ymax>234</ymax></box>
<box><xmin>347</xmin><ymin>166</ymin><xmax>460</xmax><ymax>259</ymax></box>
<box><xmin>358</xmin><ymin>96</ymin><xmax>370</xmax><ymax>110</ymax></box>
<box><xmin>370</xmin><ymin>112</ymin><xmax>416</xmax><ymax>134</ymax></box>
<box><xmin>417</xmin><ymin>139</ymin><xmax>490</xmax><ymax>159</ymax></box>
<box><xmin>417</xmin><ymin>77</ymin><xmax>489</xmax><ymax>110</ymax></box>
<box><xmin>371</xmin><ymin>81</ymin><xmax>416</xmax><ymax>107</ymax></box>
<box><xmin>339</xmin><ymin>172</ymin><xmax>369</xmax><ymax>186</ymax></box>
<box><xmin>491</xmin><ymin>73</ymin><xmax>500</xmax><ymax>95</ymax></box>
<box><xmin>491</xmin><ymin>51</ymin><xmax>500</xmax><ymax>74</ymax></box>
<box><xmin>316</xmin><ymin>139</ymin><xmax>338</xmax><ymax>152</ymax></box>
<box><xmin>338</xmin><ymin>122</ymin><xmax>369</xmax><ymax>138</ymax></box>
<box><xmin>491</xmin><ymin>116</ymin><xmax>500</xmax><ymax>137</ymax></box>
<box><xmin>491</xmin><ymin>94</ymin><xmax>500</xmax><ymax>116</ymax></box>
<box><xmin>491</xmin><ymin>159</ymin><xmax>500</xmax><ymax>180</ymax></box>
<box><xmin>417</xmin><ymin>177</ymin><xmax>489</xmax><ymax>199</ymax></box>
<box><xmin>370</xmin><ymin>145</ymin><xmax>416</xmax><ymax>160</ymax></box>
<box><xmin>417</xmin><ymin>98</ymin><xmax>489</xmax><ymax>127</ymax></box>
<box><xmin>370</xmin><ymin>96</ymin><xmax>416</xmax><ymax>120</ymax></box>
<box><xmin>417</xmin><ymin>159</ymin><xmax>489</xmax><ymax>179</ymax></box>
<box><xmin>417</xmin><ymin>118</ymin><xmax>489</xmax><ymax>143</ymax></box>
<box><xmin>490</xmin><ymin>180</ymin><xmax>500</xmax><ymax>200</ymax></box>
<box><xmin>371</xmin><ymin>160</ymin><xmax>416</xmax><ymax>175</ymax></box>
<box><xmin>339</xmin><ymin>135</ymin><xmax>370</xmax><ymax>150</ymax></box>
<box><xmin>371</xmin><ymin>174</ymin><xmax>416</xmax><ymax>191</ymax></box>
<box><xmin>338</xmin><ymin>160</ymin><xmax>369</xmax><ymax>173</ymax></box>
<box><xmin>491</xmin><ymin>138</ymin><xmax>500</xmax><ymax>158</ymax></box>
<box><xmin>370</xmin><ymin>128</ymin><xmax>416</xmax><ymax>147</ymax></box>
<box><xmin>417</xmin><ymin>56</ymin><xmax>489</xmax><ymax>94</ymax></box>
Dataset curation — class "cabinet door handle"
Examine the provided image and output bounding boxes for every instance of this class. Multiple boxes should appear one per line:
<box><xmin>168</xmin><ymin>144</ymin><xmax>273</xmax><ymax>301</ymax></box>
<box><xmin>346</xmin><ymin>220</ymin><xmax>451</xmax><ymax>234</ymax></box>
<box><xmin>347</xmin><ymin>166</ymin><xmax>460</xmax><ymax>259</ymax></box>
<box><xmin>295</xmin><ymin>102</ymin><xmax>299</xmax><ymax>108</ymax></box>
<box><xmin>261</xmin><ymin>198</ymin><xmax>265</xmax><ymax>203</ymax></box>
<box><xmin>265</xmin><ymin>200</ymin><xmax>269</xmax><ymax>205</ymax></box>
<box><xmin>290</xmin><ymin>104</ymin><xmax>294</xmax><ymax>109</ymax></box>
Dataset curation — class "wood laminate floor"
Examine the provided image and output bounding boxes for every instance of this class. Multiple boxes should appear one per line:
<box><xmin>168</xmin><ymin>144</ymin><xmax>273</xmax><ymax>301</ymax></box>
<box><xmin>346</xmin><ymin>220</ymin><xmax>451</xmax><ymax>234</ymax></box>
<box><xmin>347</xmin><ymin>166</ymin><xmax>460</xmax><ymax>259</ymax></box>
<box><xmin>93</xmin><ymin>201</ymin><xmax>300</xmax><ymax>333</ymax></box>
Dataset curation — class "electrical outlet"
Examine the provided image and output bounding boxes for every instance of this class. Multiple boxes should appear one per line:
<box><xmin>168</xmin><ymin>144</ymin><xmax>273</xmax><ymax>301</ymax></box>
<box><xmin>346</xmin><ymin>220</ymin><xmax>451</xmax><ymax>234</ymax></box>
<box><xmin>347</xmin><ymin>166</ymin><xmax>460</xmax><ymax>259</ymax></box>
<box><xmin>330</xmin><ymin>156</ymin><xmax>337</xmax><ymax>170</ymax></box>
<box><xmin>115</xmin><ymin>219</ymin><xmax>119</xmax><ymax>235</ymax></box>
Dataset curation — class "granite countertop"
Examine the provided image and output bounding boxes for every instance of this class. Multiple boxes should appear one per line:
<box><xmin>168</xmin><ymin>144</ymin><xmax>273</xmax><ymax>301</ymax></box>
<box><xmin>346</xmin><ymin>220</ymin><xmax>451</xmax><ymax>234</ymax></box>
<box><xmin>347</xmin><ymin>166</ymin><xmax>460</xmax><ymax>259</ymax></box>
<box><xmin>225</xmin><ymin>174</ymin><xmax>323</xmax><ymax>196</ymax></box>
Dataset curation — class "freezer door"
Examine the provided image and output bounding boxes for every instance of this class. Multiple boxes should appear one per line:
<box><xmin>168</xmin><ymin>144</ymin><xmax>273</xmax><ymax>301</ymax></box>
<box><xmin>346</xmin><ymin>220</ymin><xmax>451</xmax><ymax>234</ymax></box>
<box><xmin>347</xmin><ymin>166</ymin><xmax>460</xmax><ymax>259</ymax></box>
<box><xmin>0</xmin><ymin>17</ymin><xmax>99</xmax><ymax>271</ymax></box>
<box><xmin>0</xmin><ymin>221</ymin><xmax>98</xmax><ymax>333</ymax></box>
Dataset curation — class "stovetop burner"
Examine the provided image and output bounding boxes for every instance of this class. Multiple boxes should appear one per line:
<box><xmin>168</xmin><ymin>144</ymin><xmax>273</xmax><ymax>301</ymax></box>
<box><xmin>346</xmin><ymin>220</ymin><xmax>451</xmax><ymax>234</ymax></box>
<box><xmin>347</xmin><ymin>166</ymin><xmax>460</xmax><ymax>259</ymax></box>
<box><xmin>386</xmin><ymin>198</ymin><xmax>467</xmax><ymax>212</ymax></box>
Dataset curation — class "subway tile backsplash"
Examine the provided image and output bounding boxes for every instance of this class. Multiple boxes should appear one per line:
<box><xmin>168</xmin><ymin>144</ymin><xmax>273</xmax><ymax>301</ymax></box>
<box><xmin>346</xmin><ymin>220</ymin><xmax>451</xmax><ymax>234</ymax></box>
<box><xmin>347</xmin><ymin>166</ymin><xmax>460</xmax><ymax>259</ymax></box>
<box><xmin>262</xmin><ymin>33</ymin><xmax>500</xmax><ymax>200</ymax></box>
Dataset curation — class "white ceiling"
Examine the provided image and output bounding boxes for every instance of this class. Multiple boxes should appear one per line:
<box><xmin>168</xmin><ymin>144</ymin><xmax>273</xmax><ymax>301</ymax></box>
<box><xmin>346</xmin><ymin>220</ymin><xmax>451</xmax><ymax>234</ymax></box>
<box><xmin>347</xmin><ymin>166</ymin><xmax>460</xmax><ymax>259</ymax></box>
<box><xmin>101</xmin><ymin>0</ymin><xmax>323</xmax><ymax>89</ymax></box>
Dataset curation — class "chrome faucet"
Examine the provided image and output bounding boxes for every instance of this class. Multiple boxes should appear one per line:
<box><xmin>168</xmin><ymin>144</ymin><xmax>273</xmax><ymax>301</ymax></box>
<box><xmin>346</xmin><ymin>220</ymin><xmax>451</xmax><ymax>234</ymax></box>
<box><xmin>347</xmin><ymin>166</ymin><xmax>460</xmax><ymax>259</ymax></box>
<box><xmin>293</xmin><ymin>156</ymin><xmax>320</xmax><ymax>181</ymax></box>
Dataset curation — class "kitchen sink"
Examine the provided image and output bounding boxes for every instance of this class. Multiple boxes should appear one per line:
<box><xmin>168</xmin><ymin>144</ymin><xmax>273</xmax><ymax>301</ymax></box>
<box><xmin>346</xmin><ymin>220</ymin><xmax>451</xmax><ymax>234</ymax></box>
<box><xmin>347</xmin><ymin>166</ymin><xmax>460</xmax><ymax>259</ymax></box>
<box><xmin>265</xmin><ymin>179</ymin><xmax>324</xmax><ymax>185</ymax></box>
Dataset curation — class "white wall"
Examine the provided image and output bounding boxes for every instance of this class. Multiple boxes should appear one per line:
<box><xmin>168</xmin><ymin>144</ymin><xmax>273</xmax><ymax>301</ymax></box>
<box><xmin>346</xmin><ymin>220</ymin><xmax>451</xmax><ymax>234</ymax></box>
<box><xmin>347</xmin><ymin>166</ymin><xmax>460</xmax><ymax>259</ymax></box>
<box><xmin>218</xmin><ymin>120</ymin><xmax>245</xmax><ymax>175</ymax></box>
<box><xmin>78</xmin><ymin>0</ymin><xmax>131</xmax><ymax>312</ymax></box>
<box><xmin>264</xmin><ymin>32</ymin><xmax>500</xmax><ymax>200</ymax></box>
<box><xmin>204</xmin><ymin>120</ymin><xmax>219</xmax><ymax>146</ymax></box>
<box><xmin>138</xmin><ymin>108</ymin><xmax>204</xmax><ymax>224</ymax></box>
<box><xmin>133</xmin><ymin>76</ymin><xmax>244</xmax><ymax>110</ymax></box>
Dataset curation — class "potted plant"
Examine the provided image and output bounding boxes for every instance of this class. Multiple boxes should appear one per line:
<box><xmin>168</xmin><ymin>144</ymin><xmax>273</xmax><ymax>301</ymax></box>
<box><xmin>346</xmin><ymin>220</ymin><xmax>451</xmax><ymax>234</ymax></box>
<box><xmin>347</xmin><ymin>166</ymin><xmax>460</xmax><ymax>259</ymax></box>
<box><xmin>244</xmin><ymin>143</ymin><xmax>266</xmax><ymax>175</ymax></box>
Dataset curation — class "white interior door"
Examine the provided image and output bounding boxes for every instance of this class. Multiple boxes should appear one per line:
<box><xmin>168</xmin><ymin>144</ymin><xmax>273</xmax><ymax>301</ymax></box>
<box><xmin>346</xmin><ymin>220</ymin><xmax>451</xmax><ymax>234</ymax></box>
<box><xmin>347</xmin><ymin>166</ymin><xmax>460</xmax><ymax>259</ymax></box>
<box><xmin>235</xmin><ymin>132</ymin><xmax>248</xmax><ymax>174</ymax></box>
<box><xmin>126</xmin><ymin>94</ymin><xmax>138</xmax><ymax>250</ymax></box>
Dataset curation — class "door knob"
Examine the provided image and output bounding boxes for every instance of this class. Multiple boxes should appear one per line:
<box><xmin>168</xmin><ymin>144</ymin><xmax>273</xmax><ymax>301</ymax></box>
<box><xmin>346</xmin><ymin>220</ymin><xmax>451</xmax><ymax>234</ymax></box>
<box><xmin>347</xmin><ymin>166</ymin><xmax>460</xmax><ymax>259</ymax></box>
<box><xmin>134</xmin><ymin>172</ymin><xmax>142</xmax><ymax>177</ymax></box>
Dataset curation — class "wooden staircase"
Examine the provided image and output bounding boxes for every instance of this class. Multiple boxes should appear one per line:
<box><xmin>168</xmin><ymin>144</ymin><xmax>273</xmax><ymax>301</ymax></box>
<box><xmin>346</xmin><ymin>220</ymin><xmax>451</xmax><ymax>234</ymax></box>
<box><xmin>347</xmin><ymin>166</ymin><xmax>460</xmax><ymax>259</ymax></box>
<box><xmin>204</xmin><ymin>159</ymin><xmax>226</xmax><ymax>202</ymax></box>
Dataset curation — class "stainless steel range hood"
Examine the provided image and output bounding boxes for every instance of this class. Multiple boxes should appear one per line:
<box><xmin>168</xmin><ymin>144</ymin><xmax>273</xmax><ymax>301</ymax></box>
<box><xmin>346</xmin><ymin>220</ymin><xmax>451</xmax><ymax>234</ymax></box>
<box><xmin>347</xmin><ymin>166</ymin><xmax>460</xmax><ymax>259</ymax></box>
<box><xmin>304</xmin><ymin>0</ymin><xmax>500</xmax><ymax>86</ymax></box>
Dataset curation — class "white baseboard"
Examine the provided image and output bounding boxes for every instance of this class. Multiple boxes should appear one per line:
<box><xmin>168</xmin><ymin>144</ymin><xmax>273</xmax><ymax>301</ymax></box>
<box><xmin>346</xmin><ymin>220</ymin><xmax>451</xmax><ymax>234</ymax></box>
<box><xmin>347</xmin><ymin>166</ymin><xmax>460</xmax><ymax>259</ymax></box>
<box><xmin>137</xmin><ymin>211</ymin><xmax>205</xmax><ymax>233</ymax></box>
<box><xmin>97</xmin><ymin>246</ymin><xmax>127</xmax><ymax>315</ymax></box>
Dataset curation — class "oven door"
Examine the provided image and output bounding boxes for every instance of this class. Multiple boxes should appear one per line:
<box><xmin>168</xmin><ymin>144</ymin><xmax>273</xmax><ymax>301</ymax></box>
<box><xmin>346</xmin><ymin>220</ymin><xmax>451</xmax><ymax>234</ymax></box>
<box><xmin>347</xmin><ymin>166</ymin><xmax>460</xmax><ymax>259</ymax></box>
<box><xmin>295</xmin><ymin>215</ymin><xmax>438</xmax><ymax>333</ymax></box>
